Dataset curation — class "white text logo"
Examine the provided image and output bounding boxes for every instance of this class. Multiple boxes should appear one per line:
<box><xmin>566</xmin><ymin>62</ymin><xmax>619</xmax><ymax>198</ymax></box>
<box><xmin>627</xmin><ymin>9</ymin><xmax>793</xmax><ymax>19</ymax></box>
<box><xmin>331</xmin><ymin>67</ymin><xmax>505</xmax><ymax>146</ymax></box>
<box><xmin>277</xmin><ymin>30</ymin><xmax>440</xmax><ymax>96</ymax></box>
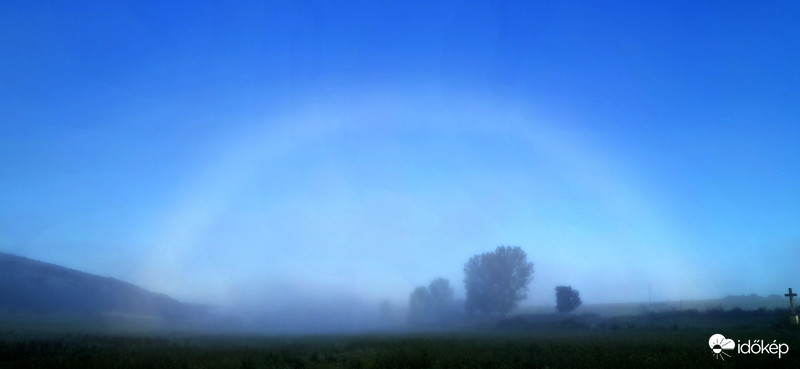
<box><xmin>709</xmin><ymin>333</ymin><xmax>790</xmax><ymax>360</ymax></box>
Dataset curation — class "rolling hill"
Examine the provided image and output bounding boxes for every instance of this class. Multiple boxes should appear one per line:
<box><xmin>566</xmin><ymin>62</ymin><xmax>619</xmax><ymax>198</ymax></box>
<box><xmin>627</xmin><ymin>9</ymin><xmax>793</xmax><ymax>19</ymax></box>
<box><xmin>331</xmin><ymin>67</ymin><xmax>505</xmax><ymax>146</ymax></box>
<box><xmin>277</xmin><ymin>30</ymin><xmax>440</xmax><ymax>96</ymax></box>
<box><xmin>0</xmin><ymin>252</ymin><xmax>208</xmax><ymax>323</ymax></box>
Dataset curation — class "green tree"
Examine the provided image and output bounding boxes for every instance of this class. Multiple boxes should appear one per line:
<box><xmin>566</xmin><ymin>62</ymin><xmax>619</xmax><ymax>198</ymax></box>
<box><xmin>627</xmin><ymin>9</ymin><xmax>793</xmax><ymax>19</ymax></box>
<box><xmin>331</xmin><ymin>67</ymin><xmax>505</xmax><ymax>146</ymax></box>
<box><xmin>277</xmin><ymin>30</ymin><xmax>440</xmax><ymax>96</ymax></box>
<box><xmin>408</xmin><ymin>286</ymin><xmax>430</xmax><ymax>324</ymax></box>
<box><xmin>428</xmin><ymin>278</ymin><xmax>454</xmax><ymax>311</ymax></box>
<box><xmin>555</xmin><ymin>285</ymin><xmax>582</xmax><ymax>313</ymax></box>
<box><xmin>464</xmin><ymin>246</ymin><xmax>534</xmax><ymax>315</ymax></box>
<box><xmin>408</xmin><ymin>278</ymin><xmax>454</xmax><ymax>325</ymax></box>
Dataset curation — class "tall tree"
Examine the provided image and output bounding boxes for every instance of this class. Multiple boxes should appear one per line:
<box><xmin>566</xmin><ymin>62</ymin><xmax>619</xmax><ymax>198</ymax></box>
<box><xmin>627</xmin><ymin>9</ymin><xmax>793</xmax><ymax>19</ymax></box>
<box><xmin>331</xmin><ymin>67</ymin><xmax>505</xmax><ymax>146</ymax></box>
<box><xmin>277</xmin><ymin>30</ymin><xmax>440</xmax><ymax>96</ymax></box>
<box><xmin>463</xmin><ymin>246</ymin><xmax>534</xmax><ymax>315</ymax></box>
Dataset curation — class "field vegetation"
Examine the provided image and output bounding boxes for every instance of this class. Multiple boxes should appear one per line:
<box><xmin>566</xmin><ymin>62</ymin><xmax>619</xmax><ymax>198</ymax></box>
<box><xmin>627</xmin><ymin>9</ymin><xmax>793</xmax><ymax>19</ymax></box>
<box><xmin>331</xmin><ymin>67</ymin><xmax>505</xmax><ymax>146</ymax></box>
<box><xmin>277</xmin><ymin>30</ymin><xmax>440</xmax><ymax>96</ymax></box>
<box><xmin>1</xmin><ymin>308</ymin><xmax>799</xmax><ymax>368</ymax></box>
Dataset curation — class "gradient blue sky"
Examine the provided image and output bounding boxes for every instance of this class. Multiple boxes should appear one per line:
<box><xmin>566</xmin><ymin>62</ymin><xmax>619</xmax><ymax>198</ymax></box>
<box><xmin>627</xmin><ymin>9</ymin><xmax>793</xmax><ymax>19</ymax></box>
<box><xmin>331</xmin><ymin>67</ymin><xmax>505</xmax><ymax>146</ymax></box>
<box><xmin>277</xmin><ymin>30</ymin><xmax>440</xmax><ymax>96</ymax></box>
<box><xmin>1</xmin><ymin>1</ymin><xmax>798</xmax><ymax>308</ymax></box>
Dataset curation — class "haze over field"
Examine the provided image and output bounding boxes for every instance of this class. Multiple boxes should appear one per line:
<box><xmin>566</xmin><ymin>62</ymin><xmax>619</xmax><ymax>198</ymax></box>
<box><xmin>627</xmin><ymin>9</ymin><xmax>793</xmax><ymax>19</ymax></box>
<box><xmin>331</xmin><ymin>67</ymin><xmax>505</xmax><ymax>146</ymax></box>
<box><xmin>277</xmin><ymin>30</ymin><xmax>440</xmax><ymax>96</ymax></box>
<box><xmin>1</xmin><ymin>1</ymin><xmax>798</xmax><ymax>330</ymax></box>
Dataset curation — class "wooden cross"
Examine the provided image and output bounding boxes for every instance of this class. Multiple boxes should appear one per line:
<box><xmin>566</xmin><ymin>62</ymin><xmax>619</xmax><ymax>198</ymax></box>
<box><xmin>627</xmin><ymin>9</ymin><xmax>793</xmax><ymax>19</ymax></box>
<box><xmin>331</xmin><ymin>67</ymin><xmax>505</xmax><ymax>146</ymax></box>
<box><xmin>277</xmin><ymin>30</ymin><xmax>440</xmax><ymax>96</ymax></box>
<box><xmin>786</xmin><ymin>288</ymin><xmax>797</xmax><ymax>315</ymax></box>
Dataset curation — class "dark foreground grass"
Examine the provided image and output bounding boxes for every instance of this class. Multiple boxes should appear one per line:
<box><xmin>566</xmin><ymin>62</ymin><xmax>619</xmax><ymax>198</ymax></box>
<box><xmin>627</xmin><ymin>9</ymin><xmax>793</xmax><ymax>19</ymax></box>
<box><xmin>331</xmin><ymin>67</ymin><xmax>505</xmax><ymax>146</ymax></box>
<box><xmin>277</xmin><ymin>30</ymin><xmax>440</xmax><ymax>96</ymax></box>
<box><xmin>0</xmin><ymin>327</ymin><xmax>798</xmax><ymax>369</ymax></box>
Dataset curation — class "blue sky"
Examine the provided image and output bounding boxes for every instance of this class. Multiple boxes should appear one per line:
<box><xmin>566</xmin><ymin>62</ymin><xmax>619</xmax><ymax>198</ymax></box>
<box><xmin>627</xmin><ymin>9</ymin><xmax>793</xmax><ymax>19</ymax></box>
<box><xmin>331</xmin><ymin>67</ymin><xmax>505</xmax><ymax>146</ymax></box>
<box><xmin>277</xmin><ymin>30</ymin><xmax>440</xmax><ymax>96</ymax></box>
<box><xmin>1</xmin><ymin>1</ymin><xmax>798</xmax><ymax>308</ymax></box>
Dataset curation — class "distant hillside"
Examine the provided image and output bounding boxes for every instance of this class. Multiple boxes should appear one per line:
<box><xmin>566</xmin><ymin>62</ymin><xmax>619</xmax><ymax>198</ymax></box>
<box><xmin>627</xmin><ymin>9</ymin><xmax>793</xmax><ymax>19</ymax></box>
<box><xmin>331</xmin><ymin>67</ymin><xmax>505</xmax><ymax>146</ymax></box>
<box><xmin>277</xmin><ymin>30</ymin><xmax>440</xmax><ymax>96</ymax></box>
<box><xmin>0</xmin><ymin>252</ymin><xmax>208</xmax><ymax>322</ymax></box>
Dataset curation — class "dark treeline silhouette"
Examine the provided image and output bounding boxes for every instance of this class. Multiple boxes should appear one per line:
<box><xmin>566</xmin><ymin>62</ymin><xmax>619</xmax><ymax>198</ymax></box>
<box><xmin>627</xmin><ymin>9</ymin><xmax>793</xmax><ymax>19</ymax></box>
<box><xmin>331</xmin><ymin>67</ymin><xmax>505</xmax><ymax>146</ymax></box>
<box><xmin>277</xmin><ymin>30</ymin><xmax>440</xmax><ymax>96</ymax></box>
<box><xmin>406</xmin><ymin>246</ymin><xmax>595</xmax><ymax>328</ymax></box>
<box><xmin>497</xmin><ymin>306</ymin><xmax>797</xmax><ymax>332</ymax></box>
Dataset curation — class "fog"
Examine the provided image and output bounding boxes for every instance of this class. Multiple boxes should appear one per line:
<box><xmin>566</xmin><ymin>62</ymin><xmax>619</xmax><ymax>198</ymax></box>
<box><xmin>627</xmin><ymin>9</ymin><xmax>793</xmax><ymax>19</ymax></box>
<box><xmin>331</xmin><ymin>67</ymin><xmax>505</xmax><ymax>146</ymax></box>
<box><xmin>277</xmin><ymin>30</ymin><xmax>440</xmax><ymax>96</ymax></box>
<box><xmin>1</xmin><ymin>1</ymin><xmax>798</xmax><ymax>334</ymax></box>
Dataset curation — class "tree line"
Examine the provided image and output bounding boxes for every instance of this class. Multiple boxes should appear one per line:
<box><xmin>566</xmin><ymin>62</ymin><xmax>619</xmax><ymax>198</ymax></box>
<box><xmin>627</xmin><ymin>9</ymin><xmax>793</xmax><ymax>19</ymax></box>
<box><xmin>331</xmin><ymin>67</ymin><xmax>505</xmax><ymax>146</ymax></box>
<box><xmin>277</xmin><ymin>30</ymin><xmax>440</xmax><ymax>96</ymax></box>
<box><xmin>408</xmin><ymin>245</ymin><xmax>581</xmax><ymax>326</ymax></box>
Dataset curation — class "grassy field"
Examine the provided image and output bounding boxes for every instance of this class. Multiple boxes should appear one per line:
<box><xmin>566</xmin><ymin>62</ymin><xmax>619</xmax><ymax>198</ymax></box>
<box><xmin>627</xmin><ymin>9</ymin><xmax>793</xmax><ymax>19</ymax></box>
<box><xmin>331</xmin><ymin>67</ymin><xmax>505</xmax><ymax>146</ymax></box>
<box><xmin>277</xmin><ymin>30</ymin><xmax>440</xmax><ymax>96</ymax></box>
<box><xmin>1</xmin><ymin>313</ymin><xmax>799</xmax><ymax>368</ymax></box>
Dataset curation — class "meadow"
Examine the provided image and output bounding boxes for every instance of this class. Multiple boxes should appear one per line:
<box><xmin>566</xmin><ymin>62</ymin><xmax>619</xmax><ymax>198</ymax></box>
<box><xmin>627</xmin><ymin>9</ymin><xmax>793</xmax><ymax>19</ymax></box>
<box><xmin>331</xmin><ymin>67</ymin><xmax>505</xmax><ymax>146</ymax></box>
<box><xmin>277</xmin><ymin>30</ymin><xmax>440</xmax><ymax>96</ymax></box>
<box><xmin>1</xmin><ymin>310</ymin><xmax>799</xmax><ymax>368</ymax></box>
